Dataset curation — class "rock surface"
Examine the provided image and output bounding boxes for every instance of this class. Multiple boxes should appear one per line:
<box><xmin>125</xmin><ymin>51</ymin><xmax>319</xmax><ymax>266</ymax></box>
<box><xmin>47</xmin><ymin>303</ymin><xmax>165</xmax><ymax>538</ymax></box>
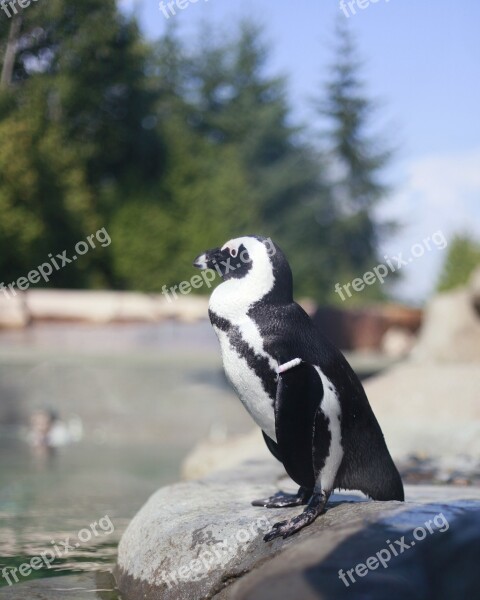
<box><xmin>364</xmin><ymin>361</ymin><xmax>480</xmax><ymax>457</ymax></box>
<box><xmin>116</xmin><ymin>459</ymin><xmax>480</xmax><ymax>600</ymax></box>
<box><xmin>412</xmin><ymin>288</ymin><xmax>480</xmax><ymax>362</ymax></box>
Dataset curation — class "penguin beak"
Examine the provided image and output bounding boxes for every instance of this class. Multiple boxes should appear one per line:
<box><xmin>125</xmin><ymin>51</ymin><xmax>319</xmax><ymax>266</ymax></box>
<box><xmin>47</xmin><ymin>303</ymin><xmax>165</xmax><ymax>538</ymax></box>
<box><xmin>193</xmin><ymin>247</ymin><xmax>227</xmax><ymax>270</ymax></box>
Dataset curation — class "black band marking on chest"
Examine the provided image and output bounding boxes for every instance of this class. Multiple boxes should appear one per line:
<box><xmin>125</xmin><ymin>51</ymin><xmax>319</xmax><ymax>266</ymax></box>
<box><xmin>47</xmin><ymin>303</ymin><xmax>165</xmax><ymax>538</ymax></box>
<box><xmin>209</xmin><ymin>309</ymin><xmax>277</xmax><ymax>401</ymax></box>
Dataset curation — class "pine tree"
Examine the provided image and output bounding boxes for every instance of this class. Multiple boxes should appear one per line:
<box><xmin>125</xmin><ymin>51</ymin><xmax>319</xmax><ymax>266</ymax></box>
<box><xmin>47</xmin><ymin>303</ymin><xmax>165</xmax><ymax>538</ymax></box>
<box><xmin>110</xmin><ymin>26</ymin><xmax>255</xmax><ymax>292</ymax></box>
<box><xmin>189</xmin><ymin>22</ymin><xmax>334</xmax><ymax>298</ymax></box>
<box><xmin>317</xmin><ymin>21</ymin><xmax>396</xmax><ymax>302</ymax></box>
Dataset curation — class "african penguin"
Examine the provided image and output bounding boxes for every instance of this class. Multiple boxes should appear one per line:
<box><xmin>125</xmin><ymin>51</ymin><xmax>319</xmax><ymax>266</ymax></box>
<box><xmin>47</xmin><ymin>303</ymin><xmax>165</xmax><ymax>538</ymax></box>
<box><xmin>193</xmin><ymin>235</ymin><xmax>404</xmax><ymax>541</ymax></box>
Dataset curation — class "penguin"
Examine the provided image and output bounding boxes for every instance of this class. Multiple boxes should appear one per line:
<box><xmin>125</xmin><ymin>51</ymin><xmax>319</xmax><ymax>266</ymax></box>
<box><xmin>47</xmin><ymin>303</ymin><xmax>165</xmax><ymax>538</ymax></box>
<box><xmin>193</xmin><ymin>235</ymin><xmax>404</xmax><ymax>541</ymax></box>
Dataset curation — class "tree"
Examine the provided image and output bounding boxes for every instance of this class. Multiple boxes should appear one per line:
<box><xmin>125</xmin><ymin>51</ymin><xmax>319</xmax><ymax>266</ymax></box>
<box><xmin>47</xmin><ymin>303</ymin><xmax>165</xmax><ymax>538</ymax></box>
<box><xmin>437</xmin><ymin>234</ymin><xmax>480</xmax><ymax>291</ymax></box>
<box><xmin>0</xmin><ymin>0</ymin><xmax>161</xmax><ymax>287</ymax></box>
<box><xmin>109</xmin><ymin>26</ymin><xmax>256</xmax><ymax>292</ymax></box>
<box><xmin>188</xmin><ymin>22</ymin><xmax>334</xmax><ymax>298</ymax></box>
<box><xmin>316</xmin><ymin>21</ymin><xmax>396</xmax><ymax>303</ymax></box>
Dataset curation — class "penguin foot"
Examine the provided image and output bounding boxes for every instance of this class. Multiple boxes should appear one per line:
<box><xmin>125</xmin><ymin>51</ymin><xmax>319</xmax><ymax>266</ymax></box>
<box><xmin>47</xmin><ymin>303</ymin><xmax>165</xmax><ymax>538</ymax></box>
<box><xmin>251</xmin><ymin>486</ymin><xmax>311</xmax><ymax>508</ymax></box>
<box><xmin>263</xmin><ymin>491</ymin><xmax>329</xmax><ymax>541</ymax></box>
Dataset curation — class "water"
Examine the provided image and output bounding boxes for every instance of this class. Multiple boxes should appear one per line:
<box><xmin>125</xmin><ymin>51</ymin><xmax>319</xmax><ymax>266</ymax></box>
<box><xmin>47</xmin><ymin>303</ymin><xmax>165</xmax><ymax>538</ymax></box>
<box><xmin>0</xmin><ymin>321</ymin><xmax>253</xmax><ymax>597</ymax></box>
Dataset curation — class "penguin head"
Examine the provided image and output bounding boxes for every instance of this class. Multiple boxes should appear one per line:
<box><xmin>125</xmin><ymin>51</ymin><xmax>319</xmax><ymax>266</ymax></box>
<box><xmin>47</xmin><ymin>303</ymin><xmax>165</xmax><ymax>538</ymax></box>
<box><xmin>193</xmin><ymin>235</ymin><xmax>293</xmax><ymax>303</ymax></box>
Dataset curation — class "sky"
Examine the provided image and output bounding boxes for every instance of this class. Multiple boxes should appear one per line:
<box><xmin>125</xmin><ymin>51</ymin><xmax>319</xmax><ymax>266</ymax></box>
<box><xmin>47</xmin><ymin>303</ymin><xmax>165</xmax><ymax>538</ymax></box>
<box><xmin>120</xmin><ymin>0</ymin><xmax>480</xmax><ymax>303</ymax></box>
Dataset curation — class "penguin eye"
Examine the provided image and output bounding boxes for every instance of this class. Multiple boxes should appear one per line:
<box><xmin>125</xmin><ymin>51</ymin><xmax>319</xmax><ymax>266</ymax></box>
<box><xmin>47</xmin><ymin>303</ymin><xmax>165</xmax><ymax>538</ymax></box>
<box><xmin>229</xmin><ymin>247</ymin><xmax>238</xmax><ymax>258</ymax></box>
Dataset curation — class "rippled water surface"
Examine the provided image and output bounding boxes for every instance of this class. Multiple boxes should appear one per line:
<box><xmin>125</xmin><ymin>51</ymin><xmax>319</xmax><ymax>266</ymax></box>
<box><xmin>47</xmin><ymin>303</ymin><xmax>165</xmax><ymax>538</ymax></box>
<box><xmin>0</xmin><ymin>322</ymin><xmax>253</xmax><ymax>598</ymax></box>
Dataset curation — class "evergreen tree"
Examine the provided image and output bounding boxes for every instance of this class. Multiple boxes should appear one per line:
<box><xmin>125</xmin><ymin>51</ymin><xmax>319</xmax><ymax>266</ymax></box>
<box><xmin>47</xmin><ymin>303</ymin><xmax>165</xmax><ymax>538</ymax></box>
<box><xmin>189</xmin><ymin>22</ymin><xmax>334</xmax><ymax>298</ymax></box>
<box><xmin>109</xmin><ymin>26</ymin><xmax>255</xmax><ymax>292</ymax></box>
<box><xmin>317</xmin><ymin>21</ymin><xmax>396</xmax><ymax>302</ymax></box>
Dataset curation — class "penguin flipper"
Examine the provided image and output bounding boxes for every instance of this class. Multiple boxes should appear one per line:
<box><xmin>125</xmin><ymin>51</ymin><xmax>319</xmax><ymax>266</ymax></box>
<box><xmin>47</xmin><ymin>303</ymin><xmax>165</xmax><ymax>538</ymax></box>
<box><xmin>262</xmin><ymin>431</ymin><xmax>283</xmax><ymax>462</ymax></box>
<box><xmin>275</xmin><ymin>361</ymin><xmax>324</xmax><ymax>490</ymax></box>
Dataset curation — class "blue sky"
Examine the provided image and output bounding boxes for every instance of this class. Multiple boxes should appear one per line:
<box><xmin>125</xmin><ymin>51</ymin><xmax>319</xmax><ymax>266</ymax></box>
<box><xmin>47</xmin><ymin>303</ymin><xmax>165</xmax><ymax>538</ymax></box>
<box><xmin>120</xmin><ymin>0</ymin><xmax>480</xmax><ymax>303</ymax></box>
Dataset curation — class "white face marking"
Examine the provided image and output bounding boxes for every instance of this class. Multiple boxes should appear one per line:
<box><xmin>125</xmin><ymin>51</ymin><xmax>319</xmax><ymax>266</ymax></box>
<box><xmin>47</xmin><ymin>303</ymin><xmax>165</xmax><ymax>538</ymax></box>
<box><xmin>210</xmin><ymin>237</ymin><xmax>275</xmax><ymax>321</ymax></box>
<box><xmin>314</xmin><ymin>367</ymin><xmax>344</xmax><ymax>493</ymax></box>
<box><xmin>214</xmin><ymin>328</ymin><xmax>277</xmax><ymax>441</ymax></box>
<box><xmin>221</xmin><ymin>241</ymin><xmax>239</xmax><ymax>258</ymax></box>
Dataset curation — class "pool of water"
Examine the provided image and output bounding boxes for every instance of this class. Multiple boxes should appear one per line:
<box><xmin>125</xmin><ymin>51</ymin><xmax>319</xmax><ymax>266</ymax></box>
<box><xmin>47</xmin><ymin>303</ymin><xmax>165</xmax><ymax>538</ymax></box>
<box><xmin>0</xmin><ymin>439</ymin><xmax>181</xmax><ymax>591</ymax></box>
<box><xmin>0</xmin><ymin>321</ymin><xmax>253</xmax><ymax>598</ymax></box>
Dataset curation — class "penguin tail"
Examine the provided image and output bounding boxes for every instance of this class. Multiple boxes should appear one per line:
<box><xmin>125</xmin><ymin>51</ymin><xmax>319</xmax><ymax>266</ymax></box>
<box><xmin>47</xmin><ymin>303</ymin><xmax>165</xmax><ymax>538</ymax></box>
<box><xmin>334</xmin><ymin>428</ymin><xmax>405</xmax><ymax>502</ymax></box>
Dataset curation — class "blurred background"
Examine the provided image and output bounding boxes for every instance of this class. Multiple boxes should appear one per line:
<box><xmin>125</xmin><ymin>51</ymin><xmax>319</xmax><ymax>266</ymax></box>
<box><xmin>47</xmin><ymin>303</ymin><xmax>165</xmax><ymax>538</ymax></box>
<box><xmin>0</xmin><ymin>0</ymin><xmax>479</xmax><ymax>597</ymax></box>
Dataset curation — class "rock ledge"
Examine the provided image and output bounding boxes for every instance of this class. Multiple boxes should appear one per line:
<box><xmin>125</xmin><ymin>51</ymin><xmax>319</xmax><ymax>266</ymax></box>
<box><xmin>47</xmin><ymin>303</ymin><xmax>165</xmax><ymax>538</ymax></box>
<box><xmin>116</xmin><ymin>458</ymin><xmax>480</xmax><ymax>600</ymax></box>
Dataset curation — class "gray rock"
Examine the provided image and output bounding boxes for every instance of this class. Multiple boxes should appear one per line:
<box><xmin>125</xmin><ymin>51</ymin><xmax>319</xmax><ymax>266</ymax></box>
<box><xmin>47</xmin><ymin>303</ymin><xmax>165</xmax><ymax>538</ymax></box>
<box><xmin>411</xmin><ymin>288</ymin><xmax>480</xmax><ymax>363</ymax></box>
<box><xmin>115</xmin><ymin>459</ymin><xmax>480</xmax><ymax>600</ymax></box>
<box><xmin>364</xmin><ymin>362</ymin><xmax>480</xmax><ymax>457</ymax></box>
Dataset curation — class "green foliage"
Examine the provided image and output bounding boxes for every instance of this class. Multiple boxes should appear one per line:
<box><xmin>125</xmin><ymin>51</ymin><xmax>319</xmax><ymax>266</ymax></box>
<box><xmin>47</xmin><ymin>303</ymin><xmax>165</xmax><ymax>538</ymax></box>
<box><xmin>0</xmin><ymin>0</ymin><xmax>159</xmax><ymax>287</ymax></box>
<box><xmin>110</xmin><ymin>117</ymin><xmax>255</xmax><ymax>291</ymax></box>
<box><xmin>1</xmin><ymin>5</ymin><xmax>397</xmax><ymax>302</ymax></box>
<box><xmin>316</xmin><ymin>21</ymin><xmax>395</xmax><ymax>303</ymax></box>
<box><xmin>437</xmin><ymin>234</ymin><xmax>480</xmax><ymax>291</ymax></box>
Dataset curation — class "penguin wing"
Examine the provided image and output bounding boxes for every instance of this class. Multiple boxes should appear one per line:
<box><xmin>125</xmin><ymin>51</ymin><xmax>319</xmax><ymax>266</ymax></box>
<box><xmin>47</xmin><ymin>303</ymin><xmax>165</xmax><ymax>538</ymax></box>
<box><xmin>262</xmin><ymin>431</ymin><xmax>283</xmax><ymax>462</ymax></box>
<box><xmin>274</xmin><ymin>361</ymin><xmax>325</xmax><ymax>489</ymax></box>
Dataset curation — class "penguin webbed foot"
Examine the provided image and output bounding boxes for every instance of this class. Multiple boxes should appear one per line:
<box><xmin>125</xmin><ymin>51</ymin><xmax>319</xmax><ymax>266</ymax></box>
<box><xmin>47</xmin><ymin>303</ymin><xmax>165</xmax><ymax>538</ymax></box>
<box><xmin>263</xmin><ymin>491</ymin><xmax>329</xmax><ymax>541</ymax></box>
<box><xmin>251</xmin><ymin>486</ymin><xmax>311</xmax><ymax>508</ymax></box>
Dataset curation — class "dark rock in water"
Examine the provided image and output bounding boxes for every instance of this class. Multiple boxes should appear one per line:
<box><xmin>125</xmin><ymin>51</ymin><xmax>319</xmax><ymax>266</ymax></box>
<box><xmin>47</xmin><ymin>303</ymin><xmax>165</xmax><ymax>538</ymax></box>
<box><xmin>115</xmin><ymin>458</ymin><xmax>480</xmax><ymax>600</ymax></box>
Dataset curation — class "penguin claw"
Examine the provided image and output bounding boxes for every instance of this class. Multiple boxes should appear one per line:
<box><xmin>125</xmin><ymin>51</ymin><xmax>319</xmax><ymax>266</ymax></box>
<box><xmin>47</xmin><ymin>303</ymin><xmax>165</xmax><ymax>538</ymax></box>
<box><xmin>263</xmin><ymin>492</ymin><xmax>329</xmax><ymax>542</ymax></box>
<box><xmin>252</xmin><ymin>490</ymin><xmax>308</xmax><ymax>508</ymax></box>
<box><xmin>263</xmin><ymin>512</ymin><xmax>314</xmax><ymax>541</ymax></box>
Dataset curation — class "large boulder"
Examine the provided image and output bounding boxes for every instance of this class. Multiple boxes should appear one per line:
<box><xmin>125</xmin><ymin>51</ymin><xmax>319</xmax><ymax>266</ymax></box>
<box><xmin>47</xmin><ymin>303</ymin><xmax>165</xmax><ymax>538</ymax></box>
<box><xmin>116</xmin><ymin>459</ymin><xmax>480</xmax><ymax>600</ymax></box>
<box><xmin>364</xmin><ymin>362</ymin><xmax>480</xmax><ymax>457</ymax></box>
<box><xmin>412</xmin><ymin>278</ymin><xmax>480</xmax><ymax>363</ymax></box>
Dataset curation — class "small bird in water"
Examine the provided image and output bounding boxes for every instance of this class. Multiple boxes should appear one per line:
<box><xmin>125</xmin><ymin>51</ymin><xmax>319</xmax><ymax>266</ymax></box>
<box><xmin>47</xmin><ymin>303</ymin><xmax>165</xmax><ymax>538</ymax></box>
<box><xmin>193</xmin><ymin>235</ymin><xmax>404</xmax><ymax>541</ymax></box>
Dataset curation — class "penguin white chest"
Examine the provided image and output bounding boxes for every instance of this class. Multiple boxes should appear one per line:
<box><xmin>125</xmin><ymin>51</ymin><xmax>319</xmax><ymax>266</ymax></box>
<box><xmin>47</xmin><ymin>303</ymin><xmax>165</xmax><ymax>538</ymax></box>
<box><xmin>214</xmin><ymin>326</ymin><xmax>278</xmax><ymax>442</ymax></box>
